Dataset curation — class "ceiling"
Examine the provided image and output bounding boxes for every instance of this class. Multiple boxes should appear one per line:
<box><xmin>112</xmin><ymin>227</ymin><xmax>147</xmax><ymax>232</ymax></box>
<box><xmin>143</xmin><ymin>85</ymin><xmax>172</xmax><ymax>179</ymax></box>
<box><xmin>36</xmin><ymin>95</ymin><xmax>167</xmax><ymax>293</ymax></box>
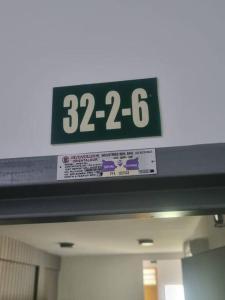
<box><xmin>0</xmin><ymin>216</ymin><xmax>204</xmax><ymax>256</ymax></box>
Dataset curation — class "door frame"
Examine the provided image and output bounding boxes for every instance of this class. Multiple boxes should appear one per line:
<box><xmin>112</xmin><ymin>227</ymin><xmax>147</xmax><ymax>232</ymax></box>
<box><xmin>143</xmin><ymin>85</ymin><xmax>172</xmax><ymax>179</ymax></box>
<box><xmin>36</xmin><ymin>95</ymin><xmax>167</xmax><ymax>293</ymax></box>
<box><xmin>0</xmin><ymin>143</ymin><xmax>225</xmax><ymax>224</ymax></box>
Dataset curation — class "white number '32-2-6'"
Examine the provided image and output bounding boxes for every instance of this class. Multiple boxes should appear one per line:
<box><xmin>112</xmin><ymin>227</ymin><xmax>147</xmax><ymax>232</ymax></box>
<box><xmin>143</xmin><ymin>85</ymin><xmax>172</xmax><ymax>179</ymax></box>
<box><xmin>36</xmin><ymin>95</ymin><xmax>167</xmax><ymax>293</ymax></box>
<box><xmin>63</xmin><ymin>88</ymin><xmax>150</xmax><ymax>134</ymax></box>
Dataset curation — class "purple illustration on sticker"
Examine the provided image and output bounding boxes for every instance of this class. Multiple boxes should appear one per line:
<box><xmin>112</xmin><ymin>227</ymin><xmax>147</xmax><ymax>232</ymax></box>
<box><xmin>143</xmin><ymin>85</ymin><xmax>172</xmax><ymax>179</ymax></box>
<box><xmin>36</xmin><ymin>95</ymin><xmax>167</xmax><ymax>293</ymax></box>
<box><xmin>102</xmin><ymin>160</ymin><xmax>116</xmax><ymax>172</ymax></box>
<box><xmin>117</xmin><ymin>160</ymin><xmax>123</xmax><ymax>167</ymax></box>
<box><xmin>126</xmin><ymin>158</ymin><xmax>139</xmax><ymax>170</ymax></box>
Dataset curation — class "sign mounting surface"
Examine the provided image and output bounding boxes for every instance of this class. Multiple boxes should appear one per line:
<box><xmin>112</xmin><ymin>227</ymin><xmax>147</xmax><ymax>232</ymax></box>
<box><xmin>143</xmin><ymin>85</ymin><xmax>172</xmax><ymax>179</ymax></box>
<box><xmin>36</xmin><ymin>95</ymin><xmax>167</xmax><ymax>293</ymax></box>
<box><xmin>57</xmin><ymin>148</ymin><xmax>157</xmax><ymax>180</ymax></box>
<box><xmin>51</xmin><ymin>78</ymin><xmax>161</xmax><ymax>144</ymax></box>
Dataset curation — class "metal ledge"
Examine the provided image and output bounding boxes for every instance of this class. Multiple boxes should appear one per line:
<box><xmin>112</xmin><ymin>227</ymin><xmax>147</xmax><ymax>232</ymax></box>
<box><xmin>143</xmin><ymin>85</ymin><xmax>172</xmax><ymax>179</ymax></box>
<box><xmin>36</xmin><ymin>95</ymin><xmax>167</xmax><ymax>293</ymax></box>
<box><xmin>0</xmin><ymin>143</ymin><xmax>225</xmax><ymax>224</ymax></box>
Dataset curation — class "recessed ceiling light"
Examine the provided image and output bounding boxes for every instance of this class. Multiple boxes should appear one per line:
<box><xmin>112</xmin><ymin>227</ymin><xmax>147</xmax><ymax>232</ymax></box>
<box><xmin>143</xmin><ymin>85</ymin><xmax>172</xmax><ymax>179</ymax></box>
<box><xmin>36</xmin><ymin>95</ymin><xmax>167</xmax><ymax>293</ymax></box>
<box><xmin>59</xmin><ymin>242</ymin><xmax>75</xmax><ymax>248</ymax></box>
<box><xmin>138</xmin><ymin>239</ymin><xmax>154</xmax><ymax>247</ymax></box>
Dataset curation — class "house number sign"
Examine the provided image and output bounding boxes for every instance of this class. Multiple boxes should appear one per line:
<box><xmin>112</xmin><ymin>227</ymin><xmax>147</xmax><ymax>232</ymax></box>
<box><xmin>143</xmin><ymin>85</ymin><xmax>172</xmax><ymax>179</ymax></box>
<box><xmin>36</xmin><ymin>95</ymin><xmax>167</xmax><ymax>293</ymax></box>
<box><xmin>51</xmin><ymin>78</ymin><xmax>161</xmax><ymax>144</ymax></box>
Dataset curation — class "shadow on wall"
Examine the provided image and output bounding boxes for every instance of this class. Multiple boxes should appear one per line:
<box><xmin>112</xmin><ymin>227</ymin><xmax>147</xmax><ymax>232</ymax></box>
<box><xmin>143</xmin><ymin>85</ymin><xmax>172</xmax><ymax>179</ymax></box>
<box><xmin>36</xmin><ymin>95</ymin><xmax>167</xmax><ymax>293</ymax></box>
<box><xmin>0</xmin><ymin>236</ymin><xmax>60</xmax><ymax>300</ymax></box>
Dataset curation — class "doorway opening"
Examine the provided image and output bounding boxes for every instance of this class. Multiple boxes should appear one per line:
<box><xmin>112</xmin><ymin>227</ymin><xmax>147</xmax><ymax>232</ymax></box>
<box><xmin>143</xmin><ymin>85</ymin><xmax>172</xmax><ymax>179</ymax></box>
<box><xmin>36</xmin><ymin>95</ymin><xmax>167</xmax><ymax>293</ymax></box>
<box><xmin>143</xmin><ymin>261</ymin><xmax>158</xmax><ymax>300</ymax></box>
<box><xmin>0</xmin><ymin>213</ymin><xmax>225</xmax><ymax>300</ymax></box>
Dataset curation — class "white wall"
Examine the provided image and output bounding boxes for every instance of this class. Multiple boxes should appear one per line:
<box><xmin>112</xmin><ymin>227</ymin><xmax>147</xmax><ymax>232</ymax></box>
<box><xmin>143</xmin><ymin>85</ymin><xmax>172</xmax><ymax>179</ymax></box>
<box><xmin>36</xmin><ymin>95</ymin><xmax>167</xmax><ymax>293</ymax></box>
<box><xmin>188</xmin><ymin>216</ymin><xmax>225</xmax><ymax>251</ymax></box>
<box><xmin>206</xmin><ymin>216</ymin><xmax>225</xmax><ymax>250</ymax></box>
<box><xmin>157</xmin><ymin>260</ymin><xmax>183</xmax><ymax>300</ymax></box>
<box><xmin>58</xmin><ymin>255</ymin><xmax>183</xmax><ymax>300</ymax></box>
<box><xmin>58</xmin><ymin>255</ymin><xmax>144</xmax><ymax>300</ymax></box>
<box><xmin>0</xmin><ymin>1</ymin><xmax>225</xmax><ymax>159</ymax></box>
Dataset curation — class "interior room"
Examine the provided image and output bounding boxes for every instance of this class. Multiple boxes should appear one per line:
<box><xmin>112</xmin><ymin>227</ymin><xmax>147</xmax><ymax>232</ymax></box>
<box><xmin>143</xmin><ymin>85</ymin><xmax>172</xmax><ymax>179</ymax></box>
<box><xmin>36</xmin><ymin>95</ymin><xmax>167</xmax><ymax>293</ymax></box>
<box><xmin>0</xmin><ymin>214</ymin><xmax>225</xmax><ymax>300</ymax></box>
<box><xmin>1</xmin><ymin>1</ymin><xmax>225</xmax><ymax>300</ymax></box>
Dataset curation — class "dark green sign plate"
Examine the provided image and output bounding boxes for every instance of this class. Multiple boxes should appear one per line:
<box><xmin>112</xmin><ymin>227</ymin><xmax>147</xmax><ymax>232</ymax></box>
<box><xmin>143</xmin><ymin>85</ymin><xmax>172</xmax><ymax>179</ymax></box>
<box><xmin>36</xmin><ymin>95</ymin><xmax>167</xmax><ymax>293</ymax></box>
<box><xmin>51</xmin><ymin>78</ymin><xmax>161</xmax><ymax>144</ymax></box>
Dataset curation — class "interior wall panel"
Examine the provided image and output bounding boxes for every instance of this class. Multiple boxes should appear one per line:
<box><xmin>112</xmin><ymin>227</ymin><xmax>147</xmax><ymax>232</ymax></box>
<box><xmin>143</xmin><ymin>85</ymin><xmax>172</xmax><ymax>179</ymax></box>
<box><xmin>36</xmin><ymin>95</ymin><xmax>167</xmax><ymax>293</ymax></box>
<box><xmin>0</xmin><ymin>235</ymin><xmax>61</xmax><ymax>300</ymax></box>
<box><xmin>0</xmin><ymin>260</ymin><xmax>36</xmax><ymax>300</ymax></box>
<box><xmin>0</xmin><ymin>236</ymin><xmax>60</xmax><ymax>269</ymax></box>
<box><xmin>44</xmin><ymin>268</ymin><xmax>59</xmax><ymax>300</ymax></box>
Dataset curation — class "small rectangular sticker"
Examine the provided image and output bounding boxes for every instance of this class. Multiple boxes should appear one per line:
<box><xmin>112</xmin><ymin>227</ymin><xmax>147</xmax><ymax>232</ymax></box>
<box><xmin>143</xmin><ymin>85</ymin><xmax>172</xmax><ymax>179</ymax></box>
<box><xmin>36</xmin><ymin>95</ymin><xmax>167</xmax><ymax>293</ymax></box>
<box><xmin>57</xmin><ymin>148</ymin><xmax>157</xmax><ymax>180</ymax></box>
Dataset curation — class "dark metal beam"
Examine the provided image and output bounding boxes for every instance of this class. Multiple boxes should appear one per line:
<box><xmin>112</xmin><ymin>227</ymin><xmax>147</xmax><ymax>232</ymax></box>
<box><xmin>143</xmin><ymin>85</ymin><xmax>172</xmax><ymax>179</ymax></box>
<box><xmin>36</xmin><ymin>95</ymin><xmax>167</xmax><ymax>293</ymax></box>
<box><xmin>0</xmin><ymin>143</ymin><xmax>225</xmax><ymax>224</ymax></box>
<box><xmin>1</xmin><ymin>143</ymin><xmax>225</xmax><ymax>188</ymax></box>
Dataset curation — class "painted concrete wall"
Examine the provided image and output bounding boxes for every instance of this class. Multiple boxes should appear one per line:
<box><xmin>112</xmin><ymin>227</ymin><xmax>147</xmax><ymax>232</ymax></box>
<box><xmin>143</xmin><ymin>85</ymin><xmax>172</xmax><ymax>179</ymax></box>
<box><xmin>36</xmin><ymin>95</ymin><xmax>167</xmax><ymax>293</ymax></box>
<box><xmin>0</xmin><ymin>1</ymin><xmax>225</xmax><ymax>159</ymax></box>
<box><xmin>206</xmin><ymin>217</ymin><xmax>225</xmax><ymax>250</ymax></box>
<box><xmin>58</xmin><ymin>255</ymin><xmax>183</xmax><ymax>300</ymax></box>
<box><xmin>157</xmin><ymin>260</ymin><xmax>183</xmax><ymax>300</ymax></box>
<box><xmin>58</xmin><ymin>255</ymin><xmax>144</xmax><ymax>300</ymax></box>
<box><xmin>188</xmin><ymin>216</ymin><xmax>225</xmax><ymax>251</ymax></box>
